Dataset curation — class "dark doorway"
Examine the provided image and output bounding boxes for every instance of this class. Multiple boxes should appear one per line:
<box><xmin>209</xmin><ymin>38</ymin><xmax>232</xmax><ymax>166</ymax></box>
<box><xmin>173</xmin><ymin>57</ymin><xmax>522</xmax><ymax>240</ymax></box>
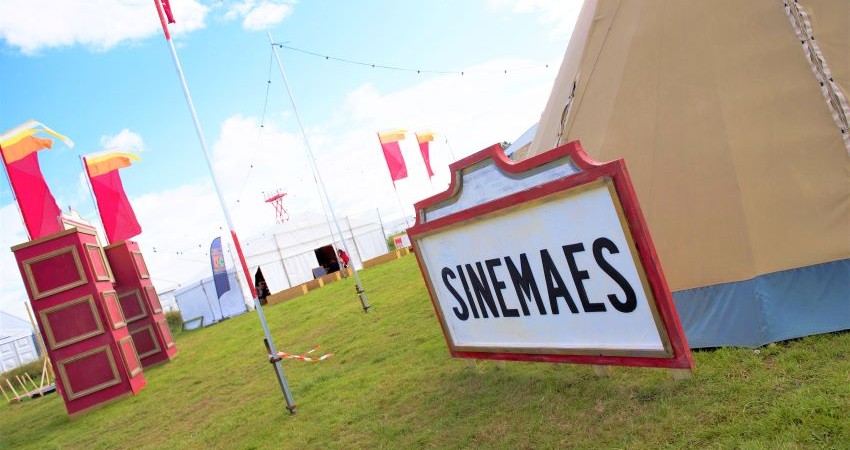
<box><xmin>254</xmin><ymin>268</ymin><xmax>270</xmax><ymax>304</ymax></box>
<box><xmin>314</xmin><ymin>244</ymin><xmax>340</xmax><ymax>274</ymax></box>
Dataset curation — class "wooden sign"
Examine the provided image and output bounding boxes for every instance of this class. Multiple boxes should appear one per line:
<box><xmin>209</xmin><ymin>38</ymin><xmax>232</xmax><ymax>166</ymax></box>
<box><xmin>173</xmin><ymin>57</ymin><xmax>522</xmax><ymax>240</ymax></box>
<box><xmin>408</xmin><ymin>141</ymin><xmax>693</xmax><ymax>369</ymax></box>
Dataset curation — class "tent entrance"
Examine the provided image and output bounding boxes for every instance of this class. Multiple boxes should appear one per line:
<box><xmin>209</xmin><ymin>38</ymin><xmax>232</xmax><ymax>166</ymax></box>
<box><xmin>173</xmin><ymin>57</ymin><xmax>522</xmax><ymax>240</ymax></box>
<box><xmin>314</xmin><ymin>244</ymin><xmax>340</xmax><ymax>275</ymax></box>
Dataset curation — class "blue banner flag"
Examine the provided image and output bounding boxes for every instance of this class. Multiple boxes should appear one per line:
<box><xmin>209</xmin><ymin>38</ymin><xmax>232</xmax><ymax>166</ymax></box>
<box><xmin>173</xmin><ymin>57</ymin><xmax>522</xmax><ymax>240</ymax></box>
<box><xmin>210</xmin><ymin>237</ymin><xmax>231</xmax><ymax>299</ymax></box>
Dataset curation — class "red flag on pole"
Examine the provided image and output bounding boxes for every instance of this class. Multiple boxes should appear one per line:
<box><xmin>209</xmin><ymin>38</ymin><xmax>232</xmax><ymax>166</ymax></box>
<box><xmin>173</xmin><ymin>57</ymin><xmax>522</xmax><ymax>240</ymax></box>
<box><xmin>160</xmin><ymin>0</ymin><xmax>176</xmax><ymax>23</ymax></box>
<box><xmin>84</xmin><ymin>153</ymin><xmax>142</xmax><ymax>244</ymax></box>
<box><xmin>0</xmin><ymin>136</ymin><xmax>63</xmax><ymax>239</ymax></box>
<box><xmin>415</xmin><ymin>131</ymin><xmax>435</xmax><ymax>178</ymax></box>
<box><xmin>377</xmin><ymin>130</ymin><xmax>408</xmax><ymax>184</ymax></box>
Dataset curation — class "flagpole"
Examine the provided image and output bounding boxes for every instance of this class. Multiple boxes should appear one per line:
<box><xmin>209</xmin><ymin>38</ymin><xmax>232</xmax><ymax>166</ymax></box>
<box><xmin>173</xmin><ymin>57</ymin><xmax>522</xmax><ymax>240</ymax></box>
<box><xmin>153</xmin><ymin>0</ymin><xmax>296</xmax><ymax>414</ymax></box>
<box><xmin>392</xmin><ymin>185</ymin><xmax>411</xmax><ymax>228</ymax></box>
<box><xmin>443</xmin><ymin>134</ymin><xmax>457</xmax><ymax>161</ymax></box>
<box><xmin>79</xmin><ymin>156</ymin><xmax>107</xmax><ymax>243</ymax></box>
<box><xmin>268</xmin><ymin>31</ymin><xmax>371</xmax><ymax>313</ymax></box>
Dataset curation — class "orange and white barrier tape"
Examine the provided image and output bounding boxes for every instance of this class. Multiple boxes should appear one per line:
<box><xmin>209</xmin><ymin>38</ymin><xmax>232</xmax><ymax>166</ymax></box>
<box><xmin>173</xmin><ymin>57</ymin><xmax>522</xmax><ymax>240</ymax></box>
<box><xmin>273</xmin><ymin>346</ymin><xmax>333</xmax><ymax>362</ymax></box>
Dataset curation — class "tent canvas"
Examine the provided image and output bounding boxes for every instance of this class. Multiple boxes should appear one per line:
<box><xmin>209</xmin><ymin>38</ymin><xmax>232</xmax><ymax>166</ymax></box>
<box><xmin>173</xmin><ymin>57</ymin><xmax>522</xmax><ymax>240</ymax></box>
<box><xmin>0</xmin><ymin>311</ymin><xmax>38</xmax><ymax>372</ymax></box>
<box><xmin>174</xmin><ymin>270</ymin><xmax>248</xmax><ymax>328</ymax></box>
<box><xmin>524</xmin><ymin>0</ymin><xmax>850</xmax><ymax>347</ymax></box>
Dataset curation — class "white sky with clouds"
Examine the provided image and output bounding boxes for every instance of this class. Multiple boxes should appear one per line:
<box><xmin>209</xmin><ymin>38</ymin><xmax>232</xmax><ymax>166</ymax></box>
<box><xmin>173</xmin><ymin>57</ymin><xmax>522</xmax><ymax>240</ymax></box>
<box><xmin>0</xmin><ymin>0</ymin><xmax>582</xmax><ymax>319</ymax></box>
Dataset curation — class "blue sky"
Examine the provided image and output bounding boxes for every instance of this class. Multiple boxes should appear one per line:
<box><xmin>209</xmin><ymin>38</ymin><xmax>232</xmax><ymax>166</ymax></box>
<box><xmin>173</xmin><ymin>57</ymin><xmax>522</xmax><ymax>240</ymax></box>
<box><xmin>0</xmin><ymin>0</ymin><xmax>581</xmax><ymax>318</ymax></box>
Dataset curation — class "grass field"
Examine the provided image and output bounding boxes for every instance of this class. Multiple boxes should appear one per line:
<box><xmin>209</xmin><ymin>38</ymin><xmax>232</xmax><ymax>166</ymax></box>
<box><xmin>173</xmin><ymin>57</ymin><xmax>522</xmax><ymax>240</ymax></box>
<box><xmin>2</xmin><ymin>254</ymin><xmax>849</xmax><ymax>449</ymax></box>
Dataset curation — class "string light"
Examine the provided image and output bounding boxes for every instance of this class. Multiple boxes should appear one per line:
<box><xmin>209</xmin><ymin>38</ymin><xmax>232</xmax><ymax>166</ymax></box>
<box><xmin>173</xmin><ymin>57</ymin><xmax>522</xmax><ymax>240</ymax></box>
<box><xmin>272</xmin><ymin>43</ymin><xmax>551</xmax><ymax>76</ymax></box>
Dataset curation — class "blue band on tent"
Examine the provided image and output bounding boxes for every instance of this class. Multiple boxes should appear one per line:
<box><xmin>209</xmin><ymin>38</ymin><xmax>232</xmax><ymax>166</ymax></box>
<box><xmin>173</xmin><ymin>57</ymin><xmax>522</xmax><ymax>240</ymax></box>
<box><xmin>673</xmin><ymin>258</ymin><xmax>850</xmax><ymax>348</ymax></box>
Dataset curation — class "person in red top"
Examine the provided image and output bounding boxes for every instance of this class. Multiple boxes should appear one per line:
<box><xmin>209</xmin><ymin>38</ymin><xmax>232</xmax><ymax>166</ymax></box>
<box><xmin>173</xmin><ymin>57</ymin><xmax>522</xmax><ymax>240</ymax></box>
<box><xmin>337</xmin><ymin>249</ymin><xmax>350</xmax><ymax>268</ymax></box>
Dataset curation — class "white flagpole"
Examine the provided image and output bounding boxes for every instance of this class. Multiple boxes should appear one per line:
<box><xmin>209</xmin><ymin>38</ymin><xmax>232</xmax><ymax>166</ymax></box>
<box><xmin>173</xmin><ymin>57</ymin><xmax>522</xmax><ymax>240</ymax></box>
<box><xmin>392</xmin><ymin>184</ymin><xmax>411</xmax><ymax>228</ymax></box>
<box><xmin>268</xmin><ymin>31</ymin><xmax>371</xmax><ymax>313</ymax></box>
<box><xmin>153</xmin><ymin>0</ymin><xmax>296</xmax><ymax>413</ymax></box>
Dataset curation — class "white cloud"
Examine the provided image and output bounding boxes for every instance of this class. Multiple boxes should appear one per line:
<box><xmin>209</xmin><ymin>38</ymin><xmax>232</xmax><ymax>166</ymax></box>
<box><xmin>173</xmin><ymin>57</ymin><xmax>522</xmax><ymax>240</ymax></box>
<box><xmin>225</xmin><ymin>1</ymin><xmax>294</xmax><ymax>31</ymax></box>
<box><xmin>99</xmin><ymin>128</ymin><xmax>147</xmax><ymax>153</ymax></box>
<box><xmin>488</xmin><ymin>0</ymin><xmax>583</xmax><ymax>38</ymax></box>
<box><xmin>0</xmin><ymin>0</ymin><xmax>208</xmax><ymax>54</ymax></box>
<box><xmin>0</xmin><ymin>204</ymin><xmax>31</xmax><ymax>320</ymax></box>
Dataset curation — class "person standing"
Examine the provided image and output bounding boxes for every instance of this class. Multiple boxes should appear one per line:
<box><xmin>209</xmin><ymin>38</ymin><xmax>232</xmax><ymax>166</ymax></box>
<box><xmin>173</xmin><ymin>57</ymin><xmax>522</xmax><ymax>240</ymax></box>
<box><xmin>337</xmin><ymin>249</ymin><xmax>351</xmax><ymax>268</ymax></box>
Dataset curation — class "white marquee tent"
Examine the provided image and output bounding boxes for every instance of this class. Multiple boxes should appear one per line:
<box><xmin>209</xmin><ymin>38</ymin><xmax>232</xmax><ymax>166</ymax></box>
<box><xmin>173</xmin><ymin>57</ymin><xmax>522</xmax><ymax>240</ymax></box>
<box><xmin>243</xmin><ymin>216</ymin><xmax>389</xmax><ymax>294</ymax></box>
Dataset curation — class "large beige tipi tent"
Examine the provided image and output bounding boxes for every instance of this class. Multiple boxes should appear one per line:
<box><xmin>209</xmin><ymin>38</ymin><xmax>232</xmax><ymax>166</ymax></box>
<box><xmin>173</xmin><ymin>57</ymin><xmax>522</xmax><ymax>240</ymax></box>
<box><xmin>523</xmin><ymin>0</ymin><xmax>849</xmax><ymax>347</ymax></box>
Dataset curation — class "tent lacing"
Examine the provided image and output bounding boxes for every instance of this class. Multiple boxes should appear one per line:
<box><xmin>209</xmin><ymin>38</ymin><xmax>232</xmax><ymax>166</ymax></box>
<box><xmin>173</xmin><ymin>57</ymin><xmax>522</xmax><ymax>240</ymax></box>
<box><xmin>784</xmin><ymin>0</ymin><xmax>850</xmax><ymax>154</ymax></box>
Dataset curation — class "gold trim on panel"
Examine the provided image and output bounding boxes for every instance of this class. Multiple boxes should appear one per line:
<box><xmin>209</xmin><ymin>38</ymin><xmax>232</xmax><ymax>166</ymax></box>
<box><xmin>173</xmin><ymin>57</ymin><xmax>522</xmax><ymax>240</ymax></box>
<box><xmin>156</xmin><ymin>318</ymin><xmax>176</xmax><ymax>349</ymax></box>
<box><xmin>39</xmin><ymin>295</ymin><xmax>104</xmax><ymax>350</ymax></box>
<box><xmin>130</xmin><ymin>325</ymin><xmax>162</xmax><ymax>359</ymax></box>
<box><xmin>22</xmin><ymin>246</ymin><xmax>88</xmax><ymax>300</ymax></box>
<box><xmin>131</xmin><ymin>251</ymin><xmax>150</xmax><ymax>279</ymax></box>
<box><xmin>11</xmin><ymin>228</ymin><xmax>85</xmax><ymax>252</ymax></box>
<box><xmin>145</xmin><ymin>286</ymin><xmax>163</xmax><ymax>314</ymax></box>
<box><xmin>118</xmin><ymin>290</ymin><xmax>147</xmax><ymax>323</ymax></box>
<box><xmin>100</xmin><ymin>291</ymin><xmax>127</xmax><ymax>330</ymax></box>
<box><xmin>117</xmin><ymin>336</ymin><xmax>142</xmax><ymax>377</ymax></box>
<box><xmin>57</xmin><ymin>345</ymin><xmax>121</xmax><ymax>400</ymax></box>
<box><xmin>84</xmin><ymin>243</ymin><xmax>114</xmax><ymax>282</ymax></box>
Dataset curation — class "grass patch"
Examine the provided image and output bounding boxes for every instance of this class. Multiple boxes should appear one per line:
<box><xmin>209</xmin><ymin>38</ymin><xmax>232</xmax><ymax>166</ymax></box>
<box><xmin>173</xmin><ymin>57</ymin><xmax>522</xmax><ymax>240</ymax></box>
<box><xmin>1</xmin><ymin>255</ymin><xmax>848</xmax><ymax>448</ymax></box>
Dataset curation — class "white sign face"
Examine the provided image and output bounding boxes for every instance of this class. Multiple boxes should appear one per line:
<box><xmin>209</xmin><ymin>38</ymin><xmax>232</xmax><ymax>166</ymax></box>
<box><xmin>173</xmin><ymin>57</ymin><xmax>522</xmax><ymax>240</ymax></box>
<box><xmin>416</xmin><ymin>180</ymin><xmax>666</xmax><ymax>355</ymax></box>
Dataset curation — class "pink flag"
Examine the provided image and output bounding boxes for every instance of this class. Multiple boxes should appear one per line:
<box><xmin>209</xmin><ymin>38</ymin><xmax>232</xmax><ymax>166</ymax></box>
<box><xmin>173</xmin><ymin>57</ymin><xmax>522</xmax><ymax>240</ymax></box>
<box><xmin>85</xmin><ymin>153</ymin><xmax>142</xmax><ymax>244</ymax></box>
<box><xmin>377</xmin><ymin>130</ymin><xmax>408</xmax><ymax>184</ymax></box>
<box><xmin>416</xmin><ymin>132</ymin><xmax>435</xmax><ymax>178</ymax></box>
<box><xmin>0</xmin><ymin>137</ymin><xmax>63</xmax><ymax>239</ymax></box>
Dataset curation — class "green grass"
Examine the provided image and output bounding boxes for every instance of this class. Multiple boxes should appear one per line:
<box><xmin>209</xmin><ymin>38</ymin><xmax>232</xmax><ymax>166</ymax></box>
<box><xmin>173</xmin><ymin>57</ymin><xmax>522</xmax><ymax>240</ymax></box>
<box><xmin>2</xmin><ymin>254</ymin><xmax>849</xmax><ymax>449</ymax></box>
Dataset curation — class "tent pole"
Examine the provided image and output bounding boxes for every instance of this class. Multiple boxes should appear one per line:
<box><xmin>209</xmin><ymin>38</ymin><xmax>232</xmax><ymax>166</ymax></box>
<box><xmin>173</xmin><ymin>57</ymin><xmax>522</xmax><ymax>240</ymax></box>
<box><xmin>272</xmin><ymin>235</ymin><xmax>293</xmax><ymax>288</ymax></box>
<box><xmin>345</xmin><ymin>216</ymin><xmax>363</xmax><ymax>267</ymax></box>
<box><xmin>269</xmin><ymin>31</ymin><xmax>370</xmax><ymax>313</ymax></box>
<box><xmin>376</xmin><ymin>208</ymin><xmax>388</xmax><ymax>247</ymax></box>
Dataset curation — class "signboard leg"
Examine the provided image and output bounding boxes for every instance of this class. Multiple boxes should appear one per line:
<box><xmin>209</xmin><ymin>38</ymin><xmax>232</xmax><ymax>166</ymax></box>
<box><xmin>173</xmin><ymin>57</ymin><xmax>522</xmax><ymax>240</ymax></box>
<box><xmin>592</xmin><ymin>365</ymin><xmax>611</xmax><ymax>378</ymax></box>
<box><xmin>670</xmin><ymin>369</ymin><xmax>692</xmax><ymax>381</ymax></box>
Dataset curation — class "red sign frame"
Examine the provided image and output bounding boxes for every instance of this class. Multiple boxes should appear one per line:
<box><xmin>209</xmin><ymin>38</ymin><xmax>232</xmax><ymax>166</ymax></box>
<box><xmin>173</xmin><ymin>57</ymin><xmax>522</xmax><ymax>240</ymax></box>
<box><xmin>407</xmin><ymin>141</ymin><xmax>693</xmax><ymax>369</ymax></box>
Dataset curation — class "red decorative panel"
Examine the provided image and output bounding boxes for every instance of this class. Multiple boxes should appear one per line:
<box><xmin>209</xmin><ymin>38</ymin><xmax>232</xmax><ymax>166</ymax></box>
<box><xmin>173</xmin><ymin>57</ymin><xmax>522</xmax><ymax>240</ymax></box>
<box><xmin>131</xmin><ymin>251</ymin><xmax>150</xmax><ymax>279</ymax></box>
<box><xmin>101</xmin><ymin>291</ymin><xmax>126</xmax><ymax>329</ymax></box>
<box><xmin>22</xmin><ymin>246</ymin><xmax>87</xmax><ymax>299</ymax></box>
<box><xmin>119</xmin><ymin>290</ymin><xmax>147</xmax><ymax>323</ymax></box>
<box><xmin>130</xmin><ymin>325</ymin><xmax>161</xmax><ymax>359</ymax></box>
<box><xmin>145</xmin><ymin>286</ymin><xmax>163</xmax><ymax>314</ymax></box>
<box><xmin>40</xmin><ymin>296</ymin><xmax>104</xmax><ymax>350</ymax></box>
<box><xmin>117</xmin><ymin>336</ymin><xmax>142</xmax><ymax>377</ymax></box>
<box><xmin>85</xmin><ymin>243</ymin><xmax>114</xmax><ymax>282</ymax></box>
<box><xmin>57</xmin><ymin>346</ymin><xmax>121</xmax><ymax>400</ymax></box>
<box><xmin>156</xmin><ymin>319</ymin><xmax>175</xmax><ymax>349</ymax></box>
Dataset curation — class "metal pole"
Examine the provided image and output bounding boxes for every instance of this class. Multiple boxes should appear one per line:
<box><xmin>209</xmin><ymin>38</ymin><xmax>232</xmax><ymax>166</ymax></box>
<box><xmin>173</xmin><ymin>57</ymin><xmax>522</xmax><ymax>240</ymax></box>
<box><xmin>226</xmin><ymin>243</ymin><xmax>250</xmax><ymax>313</ymax></box>
<box><xmin>443</xmin><ymin>134</ymin><xmax>458</xmax><ymax>161</ymax></box>
<box><xmin>79</xmin><ymin>155</ymin><xmax>108</xmax><ymax>244</ymax></box>
<box><xmin>269</xmin><ymin>31</ymin><xmax>370</xmax><ymax>313</ymax></box>
<box><xmin>393</xmin><ymin>185</ymin><xmax>411</xmax><ymax>228</ymax></box>
<box><xmin>154</xmin><ymin>1</ymin><xmax>296</xmax><ymax>413</ymax></box>
<box><xmin>376</xmin><ymin>207</ymin><xmax>387</xmax><ymax>245</ymax></box>
<box><xmin>345</xmin><ymin>216</ymin><xmax>363</xmax><ymax>267</ymax></box>
<box><xmin>197</xmin><ymin>280</ymin><xmax>219</xmax><ymax>323</ymax></box>
<box><xmin>272</xmin><ymin>235</ymin><xmax>293</xmax><ymax>288</ymax></box>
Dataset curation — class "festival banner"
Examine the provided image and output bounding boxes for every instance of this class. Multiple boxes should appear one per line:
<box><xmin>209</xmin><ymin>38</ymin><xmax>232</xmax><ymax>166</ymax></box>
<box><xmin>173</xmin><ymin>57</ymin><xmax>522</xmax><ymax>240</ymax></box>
<box><xmin>0</xmin><ymin>120</ymin><xmax>74</xmax><ymax>240</ymax></box>
<box><xmin>415</xmin><ymin>131</ymin><xmax>435</xmax><ymax>178</ymax></box>
<box><xmin>84</xmin><ymin>152</ymin><xmax>142</xmax><ymax>244</ymax></box>
<box><xmin>209</xmin><ymin>237</ymin><xmax>231</xmax><ymax>299</ymax></box>
<box><xmin>377</xmin><ymin>129</ymin><xmax>408</xmax><ymax>183</ymax></box>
